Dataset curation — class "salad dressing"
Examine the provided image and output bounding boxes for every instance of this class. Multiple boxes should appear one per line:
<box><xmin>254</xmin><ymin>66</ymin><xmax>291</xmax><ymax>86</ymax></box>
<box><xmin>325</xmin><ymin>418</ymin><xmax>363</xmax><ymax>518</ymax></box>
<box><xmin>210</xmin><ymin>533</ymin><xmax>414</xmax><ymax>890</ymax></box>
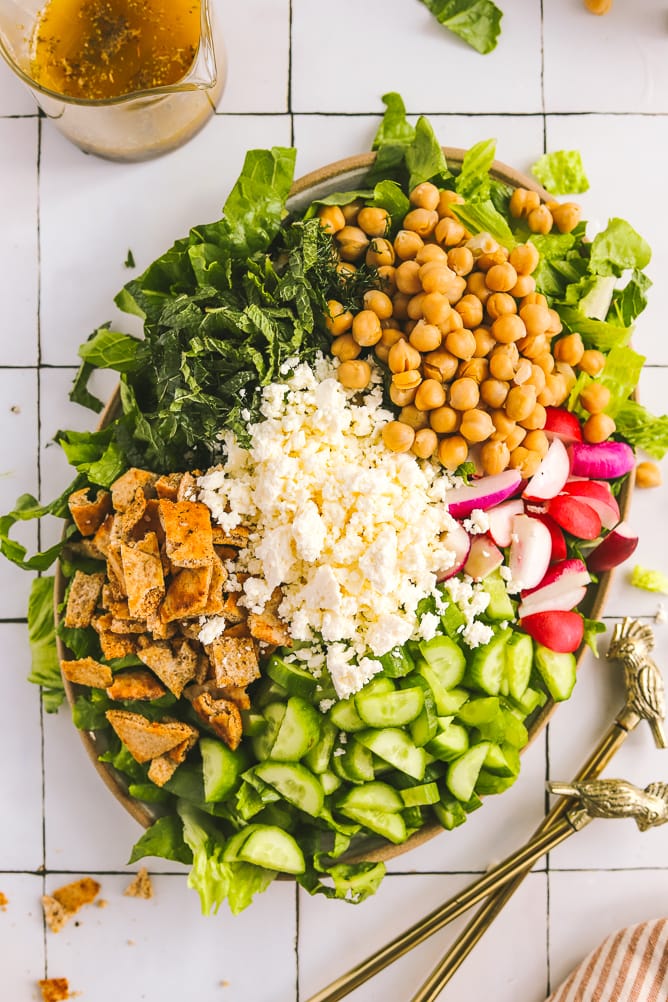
<box><xmin>29</xmin><ymin>0</ymin><xmax>201</xmax><ymax>100</ymax></box>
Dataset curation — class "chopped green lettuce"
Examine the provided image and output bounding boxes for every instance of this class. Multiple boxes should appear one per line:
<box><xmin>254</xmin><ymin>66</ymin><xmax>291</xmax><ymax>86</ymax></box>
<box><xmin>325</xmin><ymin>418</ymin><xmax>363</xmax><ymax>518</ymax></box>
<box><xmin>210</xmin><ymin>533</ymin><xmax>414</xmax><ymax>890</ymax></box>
<box><xmin>129</xmin><ymin>814</ymin><xmax>193</xmax><ymax>866</ymax></box>
<box><xmin>597</xmin><ymin>345</ymin><xmax>645</xmax><ymax>417</ymax></box>
<box><xmin>27</xmin><ymin>576</ymin><xmax>65</xmax><ymax>712</ymax></box>
<box><xmin>419</xmin><ymin>0</ymin><xmax>503</xmax><ymax>54</ymax></box>
<box><xmin>589</xmin><ymin>218</ymin><xmax>651</xmax><ymax>277</ymax></box>
<box><xmin>455</xmin><ymin>138</ymin><xmax>497</xmax><ymax>201</ymax></box>
<box><xmin>582</xmin><ymin>618</ymin><xmax>606</xmax><ymax>657</ymax></box>
<box><xmin>630</xmin><ymin>565</ymin><xmax>668</xmax><ymax>595</ymax></box>
<box><xmin>531</xmin><ymin>150</ymin><xmax>589</xmax><ymax>195</ymax></box>
<box><xmin>615</xmin><ymin>400</ymin><xmax>668</xmax><ymax>459</ymax></box>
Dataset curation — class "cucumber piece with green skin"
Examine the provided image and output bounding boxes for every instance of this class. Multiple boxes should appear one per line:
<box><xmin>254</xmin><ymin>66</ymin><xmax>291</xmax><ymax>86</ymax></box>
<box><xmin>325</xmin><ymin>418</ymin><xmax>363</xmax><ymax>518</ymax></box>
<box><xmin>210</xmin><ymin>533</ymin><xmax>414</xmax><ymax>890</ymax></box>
<box><xmin>474</xmin><ymin>709</ymin><xmax>529</xmax><ymax>750</ymax></box>
<box><xmin>465</xmin><ymin>629</ymin><xmax>511</xmax><ymax>696</ymax></box>
<box><xmin>355</xmin><ymin>728</ymin><xmax>426</xmax><ymax>781</ymax></box>
<box><xmin>337</xmin><ymin>781</ymin><xmax>404</xmax><ymax>814</ymax></box>
<box><xmin>332</xmin><ymin>741</ymin><xmax>375</xmax><ymax>783</ymax></box>
<box><xmin>446</xmin><ymin>742</ymin><xmax>491</xmax><ymax>801</ymax></box>
<box><xmin>253</xmin><ymin>761</ymin><xmax>325</xmax><ymax>817</ymax></box>
<box><xmin>409</xmin><ymin>686</ymin><xmax>439</xmax><ymax>747</ymax></box>
<box><xmin>482</xmin><ymin>568</ymin><xmax>515</xmax><ymax>621</ymax></box>
<box><xmin>304</xmin><ymin>719</ymin><xmax>338</xmax><ymax>774</ymax></box>
<box><xmin>417</xmin><ymin>662</ymin><xmax>464</xmax><ymax>716</ymax></box>
<box><xmin>506</xmin><ymin>685</ymin><xmax>548</xmax><ymax>717</ymax></box>
<box><xmin>483</xmin><ymin>743</ymin><xmax>516</xmax><ymax>777</ymax></box>
<box><xmin>251</xmin><ymin>702</ymin><xmax>285</xmax><ymax>761</ymax></box>
<box><xmin>505</xmin><ymin>632</ymin><xmax>534</xmax><ymax>701</ymax></box>
<box><xmin>265</xmin><ymin>653</ymin><xmax>317</xmax><ymax>699</ymax></box>
<box><xmin>433</xmin><ymin>798</ymin><xmax>468</xmax><ymax>830</ymax></box>
<box><xmin>269</xmin><ymin>696</ymin><xmax>321</xmax><ymax>761</ymax></box>
<box><xmin>426</xmin><ymin>722</ymin><xmax>469</xmax><ymax>762</ymax></box>
<box><xmin>400</xmin><ymin>781</ymin><xmax>440</xmax><ymax>807</ymax></box>
<box><xmin>359</xmin><ymin>676</ymin><xmax>396</xmax><ymax>698</ymax></box>
<box><xmin>238</xmin><ymin>826</ymin><xmax>306</xmax><ymax>875</ymax></box>
<box><xmin>338</xmin><ymin>805</ymin><xmax>407</xmax><ymax>844</ymax></box>
<box><xmin>475</xmin><ymin>768</ymin><xmax>518</xmax><ymax>796</ymax></box>
<box><xmin>433</xmin><ymin>687</ymin><xmax>469</xmax><ymax>715</ymax></box>
<box><xmin>402</xmin><ymin>805</ymin><xmax>424</xmax><ymax>831</ymax></box>
<box><xmin>356</xmin><ymin>687</ymin><xmax>424</xmax><ymax>728</ymax></box>
<box><xmin>418</xmin><ymin>635</ymin><xmax>467</xmax><ymax>689</ymax></box>
<box><xmin>534</xmin><ymin>644</ymin><xmax>577</xmax><ymax>701</ymax></box>
<box><xmin>240</xmin><ymin>710</ymin><xmax>266</xmax><ymax>737</ymax></box>
<box><xmin>223</xmin><ymin>824</ymin><xmax>262</xmax><ymax>862</ymax></box>
<box><xmin>329</xmin><ymin>697</ymin><xmax>366</xmax><ymax>732</ymax></box>
<box><xmin>200</xmin><ymin>736</ymin><xmax>247</xmax><ymax>802</ymax></box>
<box><xmin>456</xmin><ymin>697</ymin><xmax>501</xmax><ymax>727</ymax></box>
<box><xmin>253</xmin><ymin>677</ymin><xmax>289</xmax><ymax>708</ymax></box>
<box><xmin>440</xmin><ymin>603</ymin><xmax>467</xmax><ymax>639</ymax></box>
<box><xmin>320</xmin><ymin>770</ymin><xmax>342</xmax><ymax>796</ymax></box>
<box><xmin>378</xmin><ymin>645</ymin><xmax>415</xmax><ymax>678</ymax></box>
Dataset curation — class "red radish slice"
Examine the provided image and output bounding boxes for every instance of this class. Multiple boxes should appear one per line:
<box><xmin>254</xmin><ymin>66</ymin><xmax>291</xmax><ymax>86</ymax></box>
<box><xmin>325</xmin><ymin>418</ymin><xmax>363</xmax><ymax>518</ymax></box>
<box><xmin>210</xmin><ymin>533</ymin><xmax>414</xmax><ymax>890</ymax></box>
<box><xmin>543</xmin><ymin>407</ymin><xmax>583</xmax><ymax>445</ymax></box>
<box><xmin>507</xmin><ymin>514</ymin><xmax>552</xmax><ymax>592</ymax></box>
<box><xmin>447</xmin><ymin>469</ymin><xmax>523</xmax><ymax>519</ymax></box>
<box><xmin>569</xmin><ymin>441</ymin><xmax>635</xmax><ymax>479</ymax></box>
<box><xmin>463</xmin><ymin>535</ymin><xmax>504</xmax><ymax>581</ymax></box>
<box><xmin>523</xmin><ymin>438</ymin><xmax>571</xmax><ymax>501</ymax></box>
<box><xmin>529</xmin><ymin>512</ymin><xmax>567</xmax><ymax>563</ymax></box>
<box><xmin>518</xmin><ymin>584</ymin><xmax>587</xmax><ymax>618</ymax></box>
<box><xmin>547</xmin><ymin>495</ymin><xmax>602</xmax><ymax>540</ymax></box>
<box><xmin>522</xmin><ymin>558</ymin><xmax>589</xmax><ymax>596</ymax></box>
<box><xmin>586</xmin><ymin>520</ymin><xmax>639</xmax><ymax>573</ymax></box>
<box><xmin>560</xmin><ymin>480</ymin><xmax>620</xmax><ymax>530</ymax></box>
<box><xmin>437</xmin><ymin>521</ymin><xmax>471</xmax><ymax>580</ymax></box>
<box><xmin>487</xmin><ymin>498</ymin><xmax>525</xmax><ymax>548</ymax></box>
<box><xmin>520</xmin><ymin>610</ymin><xmax>585</xmax><ymax>653</ymax></box>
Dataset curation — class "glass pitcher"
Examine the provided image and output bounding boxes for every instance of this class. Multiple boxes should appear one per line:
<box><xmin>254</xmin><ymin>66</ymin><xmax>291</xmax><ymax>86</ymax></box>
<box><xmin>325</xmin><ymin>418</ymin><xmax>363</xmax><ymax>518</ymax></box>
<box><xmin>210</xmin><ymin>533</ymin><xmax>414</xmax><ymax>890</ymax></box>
<box><xmin>0</xmin><ymin>0</ymin><xmax>226</xmax><ymax>161</ymax></box>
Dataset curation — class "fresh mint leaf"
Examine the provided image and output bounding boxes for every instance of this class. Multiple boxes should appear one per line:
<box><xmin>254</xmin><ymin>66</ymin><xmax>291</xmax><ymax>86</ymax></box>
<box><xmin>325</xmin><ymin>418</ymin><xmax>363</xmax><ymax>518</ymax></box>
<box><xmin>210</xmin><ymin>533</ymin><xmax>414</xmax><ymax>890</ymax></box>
<box><xmin>531</xmin><ymin>150</ymin><xmax>589</xmax><ymax>195</ymax></box>
<box><xmin>27</xmin><ymin>576</ymin><xmax>64</xmax><ymax>712</ymax></box>
<box><xmin>420</xmin><ymin>0</ymin><xmax>503</xmax><ymax>54</ymax></box>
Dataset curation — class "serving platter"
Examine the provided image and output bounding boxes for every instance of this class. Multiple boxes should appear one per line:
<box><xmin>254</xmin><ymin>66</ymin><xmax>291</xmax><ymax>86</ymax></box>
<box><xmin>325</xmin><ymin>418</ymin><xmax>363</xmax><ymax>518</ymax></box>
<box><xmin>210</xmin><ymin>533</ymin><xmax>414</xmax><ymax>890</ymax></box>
<box><xmin>54</xmin><ymin>148</ymin><xmax>633</xmax><ymax>866</ymax></box>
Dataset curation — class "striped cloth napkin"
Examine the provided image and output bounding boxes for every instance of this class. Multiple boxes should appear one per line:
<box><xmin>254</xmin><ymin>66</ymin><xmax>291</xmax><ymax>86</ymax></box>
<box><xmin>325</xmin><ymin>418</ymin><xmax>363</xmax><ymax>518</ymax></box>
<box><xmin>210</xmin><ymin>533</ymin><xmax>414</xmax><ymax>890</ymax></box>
<box><xmin>546</xmin><ymin>918</ymin><xmax>668</xmax><ymax>1001</ymax></box>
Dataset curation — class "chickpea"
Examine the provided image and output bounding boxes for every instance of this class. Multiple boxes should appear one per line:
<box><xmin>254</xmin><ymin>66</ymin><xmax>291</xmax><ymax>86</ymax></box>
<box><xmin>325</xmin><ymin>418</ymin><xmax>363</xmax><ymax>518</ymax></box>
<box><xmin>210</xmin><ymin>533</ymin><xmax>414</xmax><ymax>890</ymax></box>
<box><xmin>473</xmin><ymin>326</ymin><xmax>496</xmax><ymax>357</ymax></box>
<box><xmin>336</xmin><ymin>225</ymin><xmax>369</xmax><ymax>261</ymax></box>
<box><xmin>410</xmin><ymin>181</ymin><xmax>441</xmax><ymax>211</ymax></box>
<box><xmin>523</xmin><ymin>429</ymin><xmax>549</xmax><ymax>457</ymax></box>
<box><xmin>377</xmin><ymin>265</ymin><xmax>397</xmax><ymax>295</ymax></box>
<box><xmin>416</xmin><ymin>243</ymin><xmax>448</xmax><ymax>265</ymax></box>
<box><xmin>510</xmin><ymin>274</ymin><xmax>536</xmax><ymax>299</ymax></box>
<box><xmin>492</xmin><ymin>314</ymin><xmax>527</xmax><ymax>345</ymax></box>
<box><xmin>506</xmin><ymin>424</ymin><xmax>528</xmax><ymax>452</ymax></box>
<box><xmin>392</xmin><ymin>369</ymin><xmax>422</xmax><ymax>391</ymax></box>
<box><xmin>357</xmin><ymin>206</ymin><xmax>390</xmax><ymax>238</ymax></box>
<box><xmin>506</xmin><ymin>384</ymin><xmax>538</xmax><ymax>422</ymax></box>
<box><xmin>352</xmin><ymin>309</ymin><xmax>382</xmax><ymax>347</ymax></box>
<box><xmin>437</xmin><ymin>189</ymin><xmax>464</xmax><ymax>218</ymax></box>
<box><xmin>513</xmin><ymin>358</ymin><xmax>533</xmax><ymax>385</ymax></box>
<box><xmin>481</xmin><ymin>378</ymin><xmax>509</xmax><ymax>409</ymax></box>
<box><xmin>415</xmin><ymin>378</ymin><xmax>447</xmax><ymax>411</ymax></box>
<box><xmin>389</xmin><ymin>382</ymin><xmax>418</xmax><ymax>407</ymax></box>
<box><xmin>341</xmin><ymin>200</ymin><xmax>362</xmax><ymax>224</ymax></box>
<box><xmin>585</xmin><ymin>0</ymin><xmax>612</xmax><ymax>12</ymax></box>
<box><xmin>486</xmin><ymin>262</ymin><xmax>518</xmax><ymax>293</ymax></box>
<box><xmin>519</xmin><ymin>303</ymin><xmax>551</xmax><ymax>338</ymax></box>
<box><xmin>438</xmin><ymin>434</ymin><xmax>469</xmax><ymax>469</ymax></box>
<box><xmin>455</xmin><ymin>294</ymin><xmax>484</xmax><ymax>329</ymax></box>
<box><xmin>466</xmin><ymin>271</ymin><xmax>492</xmax><ymax>306</ymax></box>
<box><xmin>404</xmin><ymin>319</ymin><xmax>418</xmax><ymax>336</ymax></box>
<box><xmin>583</xmin><ymin>412</ymin><xmax>616</xmax><ymax>444</ymax></box>
<box><xmin>324</xmin><ymin>299</ymin><xmax>353</xmax><ymax>336</ymax></box>
<box><xmin>406</xmin><ymin>292</ymin><xmax>427</xmax><ymax>320</ymax></box>
<box><xmin>441</xmin><ymin>309</ymin><xmax>464</xmax><ymax>333</ymax></box>
<box><xmin>395</xmin><ymin>260</ymin><xmax>423</xmax><ymax>295</ymax></box>
<box><xmin>331</xmin><ymin>333</ymin><xmax>362</xmax><ymax>362</ymax></box>
<box><xmin>445</xmin><ymin>328</ymin><xmax>477</xmax><ymax>361</ymax></box>
<box><xmin>579</xmin><ymin>349</ymin><xmax>606</xmax><ymax>377</ymax></box>
<box><xmin>422</xmin><ymin>291</ymin><xmax>452</xmax><ymax>327</ymax></box>
<box><xmin>509</xmin><ymin>242</ymin><xmax>540</xmax><ymax>276</ymax></box>
<box><xmin>460</xmin><ymin>409</ymin><xmax>495</xmax><ymax>443</ymax></box>
<box><xmin>388</xmin><ymin>339</ymin><xmax>422</xmax><ymax>373</ymax></box>
<box><xmin>546</xmin><ymin>308</ymin><xmax>563</xmax><ymax>335</ymax></box>
<box><xmin>635</xmin><ymin>461</ymin><xmax>662</xmax><ymax>488</ymax></box>
<box><xmin>554</xmin><ymin>332</ymin><xmax>585</xmax><ymax>366</ymax></box>
<box><xmin>412</xmin><ymin>427</ymin><xmax>439</xmax><ymax>459</ymax></box>
<box><xmin>336</xmin><ymin>261</ymin><xmax>357</xmax><ymax>282</ymax></box>
<box><xmin>542</xmin><ymin>373</ymin><xmax>569</xmax><ymax>407</ymax></box>
<box><xmin>449</xmin><ymin>377</ymin><xmax>480</xmax><ymax>411</ymax></box>
<box><xmin>403</xmin><ymin>208</ymin><xmax>439</xmax><ymax>238</ymax></box>
<box><xmin>518</xmin><ymin>334</ymin><xmax>549</xmax><ymax>360</ymax></box>
<box><xmin>510</xmin><ymin>447</ymin><xmax>543</xmax><ymax>478</ymax></box>
<box><xmin>363</xmin><ymin>289</ymin><xmax>393</xmax><ymax>320</ymax></box>
<box><xmin>337</xmin><ymin>359</ymin><xmax>371</xmax><ymax>390</ymax></box>
<box><xmin>509</xmin><ymin>187</ymin><xmax>541</xmax><ymax>219</ymax></box>
<box><xmin>527</xmin><ymin>204</ymin><xmax>553</xmax><ymax>235</ymax></box>
<box><xmin>519</xmin><ymin>402</ymin><xmax>547</xmax><ymax>431</ymax></box>
<box><xmin>380</xmin><ymin>323</ymin><xmax>403</xmax><ymax>346</ymax></box>
<box><xmin>447</xmin><ymin>246</ymin><xmax>475</xmax><ymax>276</ymax></box>
<box><xmin>555</xmin><ymin>361</ymin><xmax>577</xmax><ymax>391</ymax></box>
<box><xmin>486</xmin><ymin>292</ymin><xmax>517</xmax><ymax>321</ymax></box>
<box><xmin>435</xmin><ymin>217</ymin><xmax>467</xmax><ymax>247</ymax></box>
<box><xmin>317</xmin><ymin>204</ymin><xmax>346</xmax><ymax>234</ymax></box>
<box><xmin>458</xmin><ymin>357</ymin><xmax>489</xmax><ymax>383</ymax></box>
<box><xmin>420</xmin><ymin>262</ymin><xmax>457</xmax><ymax>295</ymax></box>
<box><xmin>366</xmin><ymin>238</ymin><xmax>395</xmax><ymax>268</ymax></box>
<box><xmin>527</xmin><ymin>363</ymin><xmax>547</xmax><ymax>394</ymax></box>
<box><xmin>443</xmin><ymin>275</ymin><xmax>468</xmax><ymax>305</ymax></box>
<box><xmin>399</xmin><ymin>405</ymin><xmax>430</xmax><ymax>430</ymax></box>
<box><xmin>409</xmin><ymin>320</ymin><xmax>442</xmax><ymax>353</ymax></box>
<box><xmin>430</xmin><ymin>406</ymin><xmax>460</xmax><ymax>434</ymax></box>
<box><xmin>382</xmin><ymin>421</ymin><xmax>415</xmax><ymax>453</ymax></box>
<box><xmin>490</xmin><ymin>409</ymin><xmax>518</xmax><ymax>441</ymax></box>
<box><xmin>394</xmin><ymin>229</ymin><xmax>424</xmax><ymax>261</ymax></box>
<box><xmin>392</xmin><ymin>292</ymin><xmax>410</xmax><ymax>321</ymax></box>
<box><xmin>480</xmin><ymin>439</ymin><xmax>511</xmax><ymax>475</ymax></box>
<box><xmin>534</xmin><ymin>352</ymin><xmax>555</xmax><ymax>376</ymax></box>
<box><xmin>478</xmin><ymin>248</ymin><xmax>508</xmax><ymax>272</ymax></box>
<box><xmin>374</xmin><ymin>343</ymin><xmax>390</xmax><ymax>364</ymax></box>
<box><xmin>423</xmin><ymin>349</ymin><xmax>459</xmax><ymax>383</ymax></box>
<box><xmin>552</xmin><ymin>202</ymin><xmax>581</xmax><ymax>234</ymax></box>
<box><xmin>466</xmin><ymin>232</ymin><xmax>500</xmax><ymax>257</ymax></box>
<box><xmin>489</xmin><ymin>344</ymin><xmax>519</xmax><ymax>381</ymax></box>
<box><xmin>521</xmin><ymin>291</ymin><xmax>549</xmax><ymax>310</ymax></box>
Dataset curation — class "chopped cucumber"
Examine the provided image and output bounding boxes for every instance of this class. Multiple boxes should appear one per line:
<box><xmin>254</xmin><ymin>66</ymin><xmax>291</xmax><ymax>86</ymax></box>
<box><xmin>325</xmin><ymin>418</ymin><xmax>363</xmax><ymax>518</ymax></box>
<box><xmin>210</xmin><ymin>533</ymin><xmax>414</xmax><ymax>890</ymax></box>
<box><xmin>440</xmin><ymin>602</ymin><xmax>467</xmax><ymax>639</ymax></box>
<box><xmin>320</xmin><ymin>770</ymin><xmax>342</xmax><ymax>796</ymax></box>
<box><xmin>223</xmin><ymin>824</ymin><xmax>262</xmax><ymax>862</ymax></box>
<box><xmin>506</xmin><ymin>686</ymin><xmax>548</xmax><ymax>717</ymax></box>
<box><xmin>399</xmin><ymin>782</ymin><xmax>440</xmax><ymax>807</ymax></box>
<box><xmin>265</xmin><ymin>654</ymin><xmax>317</xmax><ymax>699</ymax></box>
<box><xmin>337</xmin><ymin>781</ymin><xmax>404</xmax><ymax>814</ymax></box>
<box><xmin>355</xmin><ymin>728</ymin><xmax>426</xmax><ymax>781</ymax></box>
<box><xmin>505</xmin><ymin>632</ymin><xmax>534</xmax><ymax>701</ymax></box>
<box><xmin>201</xmin><ymin>736</ymin><xmax>246</xmax><ymax>802</ymax></box>
<box><xmin>241</xmin><ymin>711</ymin><xmax>267</xmax><ymax>737</ymax></box>
<box><xmin>253</xmin><ymin>761</ymin><xmax>325</xmax><ymax>817</ymax></box>
<box><xmin>456</xmin><ymin>697</ymin><xmax>501</xmax><ymax>726</ymax></box>
<box><xmin>465</xmin><ymin>630</ymin><xmax>511</xmax><ymax>696</ymax></box>
<box><xmin>482</xmin><ymin>568</ymin><xmax>515</xmax><ymax>621</ymax></box>
<box><xmin>329</xmin><ymin>697</ymin><xmax>366</xmax><ymax>732</ymax></box>
<box><xmin>338</xmin><ymin>805</ymin><xmax>407</xmax><ymax>844</ymax></box>
<box><xmin>332</xmin><ymin>741</ymin><xmax>375</xmax><ymax>783</ymax></box>
<box><xmin>419</xmin><ymin>635</ymin><xmax>467</xmax><ymax>689</ymax></box>
<box><xmin>378</xmin><ymin>645</ymin><xmax>415</xmax><ymax>678</ymax></box>
<box><xmin>251</xmin><ymin>702</ymin><xmax>285</xmax><ymax>761</ymax></box>
<box><xmin>483</xmin><ymin>743</ymin><xmax>516</xmax><ymax>778</ymax></box>
<box><xmin>409</xmin><ymin>688</ymin><xmax>439</xmax><ymax>747</ymax></box>
<box><xmin>426</xmin><ymin>722</ymin><xmax>469</xmax><ymax>762</ymax></box>
<box><xmin>253</xmin><ymin>677</ymin><xmax>290</xmax><ymax>708</ymax></box>
<box><xmin>356</xmin><ymin>687</ymin><xmax>424</xmax><ymax>728</ymax></box>
<box><xmin>446</xmin><ymin>742</ymin><xmax>491</xmax><ymax>802</ymax></box>
<box><xmin>304</xmin><ymin>719</ymin><xmax>338</xmax><ymax>774</ymax></box>
<box><xmin>269</xmin><ymin>696</ymin><xmax>321</xmax><ymax>761</ymax></box>
<box><xmin>238</xmin><ymin>826</ymin><xmax>306</xmax><ymax>875</ymax></box>
<box><xmin>534</xmin><ymin>644</ymin><xmax>577</xmax><ymax>702</ymax></box>
<box><xmin>475</xmin><ymin>769</ymin><xmax>518</xmax><ymax>796</ymax></box>
<box><xmin>433</xmin><ymin>797</ymin><xmax>468</xmax><ymax>830</ymax></box>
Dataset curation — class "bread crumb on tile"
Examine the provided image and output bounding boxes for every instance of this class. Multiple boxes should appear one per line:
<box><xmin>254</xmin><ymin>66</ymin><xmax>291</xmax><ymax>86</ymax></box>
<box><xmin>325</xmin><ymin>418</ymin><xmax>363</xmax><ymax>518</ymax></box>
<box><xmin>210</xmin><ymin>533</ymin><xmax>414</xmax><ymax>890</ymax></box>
<box><xmin>38</xmin><ymin>977</ymin><xmax>71</xmax><ymax>1002</ymax></box>
<box><xmin>42</xmin><ymin>896</ymin><xmax>70</xmax><ymax>934</ymax></box>
<box><xmin>0</xmin><ymin>891</ymin><xmax>8</xmax><ymax>911</ymax></box>
<box><xmin>123</xmin><ymin>867</ymin><xmax>153</xmax><ymax>900</ymax></box>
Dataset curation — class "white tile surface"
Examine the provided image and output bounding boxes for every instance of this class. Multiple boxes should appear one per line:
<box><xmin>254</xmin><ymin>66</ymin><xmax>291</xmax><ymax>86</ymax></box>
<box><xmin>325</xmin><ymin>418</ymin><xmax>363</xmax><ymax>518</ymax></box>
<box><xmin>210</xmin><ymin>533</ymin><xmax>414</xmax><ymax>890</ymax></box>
<box><xmin>0</xmin><ymin>55</ymin><xmax>39</xmax><ymax>116</ymax></box>
<box><xmin>0</xmin><ymin>874</ymin><xmax>46</xmax><ymax>1001</ymax></box>
<box><xmin>216</xmin><ymin>0</ymin><xmax>290</xmax><ymax>113</ymax></box>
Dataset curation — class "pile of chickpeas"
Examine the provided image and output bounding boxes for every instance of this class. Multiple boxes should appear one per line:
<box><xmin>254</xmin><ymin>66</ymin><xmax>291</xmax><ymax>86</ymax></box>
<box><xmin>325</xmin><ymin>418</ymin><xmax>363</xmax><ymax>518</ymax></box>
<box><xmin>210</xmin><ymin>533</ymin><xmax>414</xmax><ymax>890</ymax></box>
<box><xmin>319</xmin><ymin>182</ymin><xmax>612</xmax><ymax>478</ymax></box>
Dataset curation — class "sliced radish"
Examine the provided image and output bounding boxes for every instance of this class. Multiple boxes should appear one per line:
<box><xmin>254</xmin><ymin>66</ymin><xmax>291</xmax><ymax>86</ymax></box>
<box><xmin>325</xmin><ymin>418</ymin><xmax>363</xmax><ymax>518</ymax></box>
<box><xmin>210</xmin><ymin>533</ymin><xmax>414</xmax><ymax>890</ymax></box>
<box><xmin>446</xmin><ymin>469</ymin><xmax>523</xmax><ymax>519</ymax></box>
<box><xmin>507</xmin><ymin>514</ymin><xmax>552</xmax><ymax>592</ymax></box>
<box><xmin>463</xmin><ymin>535</ymin><xmax>504</xmax><ymax>581</ymax></box>
<box><xmin>437</xmin><ymin>521</ymin><xmax>471</xmax><ymax>580</ymax></box>
<box><xmin>543</xmin><ymin>407</ymin><xmax>583</xmax><ymax>445</ymax></box>
<box><xmin>547</xmin><ymin>494</ymin><xmax>602</xmax><ymax>541</ymax></box>
<box><xmin>523</xmin><ymin>438</ymin><xmax>571</xmax><ymax>501</ymax></box>
<box><xmin>569</xmin><ymin>441</ymin><xmax>635</xmax><ymax>480</ymax></box>
<box><xmin>518</xmin><ymin>584</ymin><xmax>587</xmax><ymax>618</ymax></box>
<box><xmin>560</xmin><ymin>480</ymin><xmax>620</xmax><ymax>530</ymax></box>
<box><xmin>522</xmin><ymin>558</ymin><xmax>589</xmax><ymax>595</ymax></box>
<box><xmin>586</xmin><ymin>520</ymin><xmax>639</xmax><ymax>573</ymax></box>
<box><xmin>520</xmin><ymin>610</ymin><xmax>584</xmax><ymax>653</ymax></box>
<box><xmin>487</xmin><ymin>498</ymin><xmax>525</xmax><ymax>548</ymax></box>
<box><xmin>529</xmin><ymin>512</ymin><xmax>567</xmax><ymax>563</ymax></box>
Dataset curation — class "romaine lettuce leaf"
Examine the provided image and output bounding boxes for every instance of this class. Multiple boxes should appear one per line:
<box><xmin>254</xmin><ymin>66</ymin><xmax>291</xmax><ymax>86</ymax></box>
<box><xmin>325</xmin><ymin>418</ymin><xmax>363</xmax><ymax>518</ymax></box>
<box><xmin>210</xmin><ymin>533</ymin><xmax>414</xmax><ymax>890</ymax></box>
<box><xmin>609</xmin><ymin>269</ymin><xmax>652</xmax><ymax>327</ymax></box>
<box><xmin>27</xmin><ymin>575</ymin><xmax>64</xmax><ymax>712</ymax></box>
<box><xmin>630</xmin><ymin>565</ymin><xmax>668</xmax><ymax>594</ymax></box>
<box><xmin>419</xmin><ymin>0</ymin><xmax>503</xmax><ymax>54</ymax></box>
<box><xmin>406</xmin><ymin>116</ymin><xmax>451</xmax><ymax>190</ymax></box>
<box><xmin>589</xmin><ymin>218</ymin><xmax>651</xmax><ymax>277</ymax></box>
<box><xmin>129</xmin><ymin>814</ymin><xmax>193</xmax><ymax>866</ymax></box>
<box><xmin>556</xmin><ymin>306</ymin><xmax>632</xmax><ymax>351</ymax></box>
<box><xmin>0</xmin><ymin>492</ymin><xmax>78</xmax><ymax>571</ymax></box>
<box><xmin>531</xmin><ymin>150</ymin><xmax>589</xmax><ymax>195</ymax></box>
<box><xmin>597</xmin><ymin>345</ymin><xmax>645</xmax><ymax>416</ymax></box>
<box><xmin>452</xmin><ymin>199</ymin><xmax>516</xmax><ymax>248</ymax></box>
<box><xmin>455</xmin><ymin>138</ymin><xmax>497</xmax><ymax>202</ymax></box>
<box><xmin>78</xmin><ymin>326</ymin><xmax>141</xmax><ymax>373</ymax></box>
<box><xmin>614</xmin><ymin>400</ymin><xmax>668</xmax><ymax>459</ymax></box>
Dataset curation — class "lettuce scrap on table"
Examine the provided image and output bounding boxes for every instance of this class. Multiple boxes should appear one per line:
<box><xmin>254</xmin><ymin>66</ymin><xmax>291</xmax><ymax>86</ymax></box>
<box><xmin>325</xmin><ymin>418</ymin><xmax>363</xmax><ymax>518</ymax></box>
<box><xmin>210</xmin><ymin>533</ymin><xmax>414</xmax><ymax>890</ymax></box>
<box><xmin>4</xmin><ymin>91</ymin><xmax>668</xmax><ymax>916</ymax></box>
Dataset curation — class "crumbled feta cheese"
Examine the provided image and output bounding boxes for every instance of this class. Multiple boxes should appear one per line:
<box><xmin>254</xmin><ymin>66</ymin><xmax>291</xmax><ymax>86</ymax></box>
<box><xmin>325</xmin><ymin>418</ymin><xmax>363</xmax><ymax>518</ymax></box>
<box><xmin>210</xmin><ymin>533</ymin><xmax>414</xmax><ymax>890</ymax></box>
<box><xmin>318</xmin><ymin>698</ymin><xmax>335</xmax><ymax>713</ymax></box>
<box><xmin>463</xmin><ymin>509</ymin><xmax>490</xmax><ymax>535</ymax></box>
<box><xmin>197</xmin><ymin>615</ymin><xmax>227</xmax><ymax>645</ymax></box>
<box><xmin>416</xmin><ymin>612</ymin><xmax>440</xmax><ymax>642</ymax></box>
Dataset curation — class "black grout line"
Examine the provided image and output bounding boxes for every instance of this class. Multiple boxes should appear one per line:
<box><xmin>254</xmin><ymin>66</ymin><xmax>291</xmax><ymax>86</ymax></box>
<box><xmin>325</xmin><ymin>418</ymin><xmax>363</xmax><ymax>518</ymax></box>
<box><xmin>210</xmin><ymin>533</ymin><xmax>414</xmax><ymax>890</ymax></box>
<box><xmin>1</xmin><ymin>865</ymin><xmax>666</xmax><ymax>878</ymax></box>
<box><xmin>294</xmin><ymin>882</ymin><xmax>301</xmax><ymax>1002</ymax></box>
